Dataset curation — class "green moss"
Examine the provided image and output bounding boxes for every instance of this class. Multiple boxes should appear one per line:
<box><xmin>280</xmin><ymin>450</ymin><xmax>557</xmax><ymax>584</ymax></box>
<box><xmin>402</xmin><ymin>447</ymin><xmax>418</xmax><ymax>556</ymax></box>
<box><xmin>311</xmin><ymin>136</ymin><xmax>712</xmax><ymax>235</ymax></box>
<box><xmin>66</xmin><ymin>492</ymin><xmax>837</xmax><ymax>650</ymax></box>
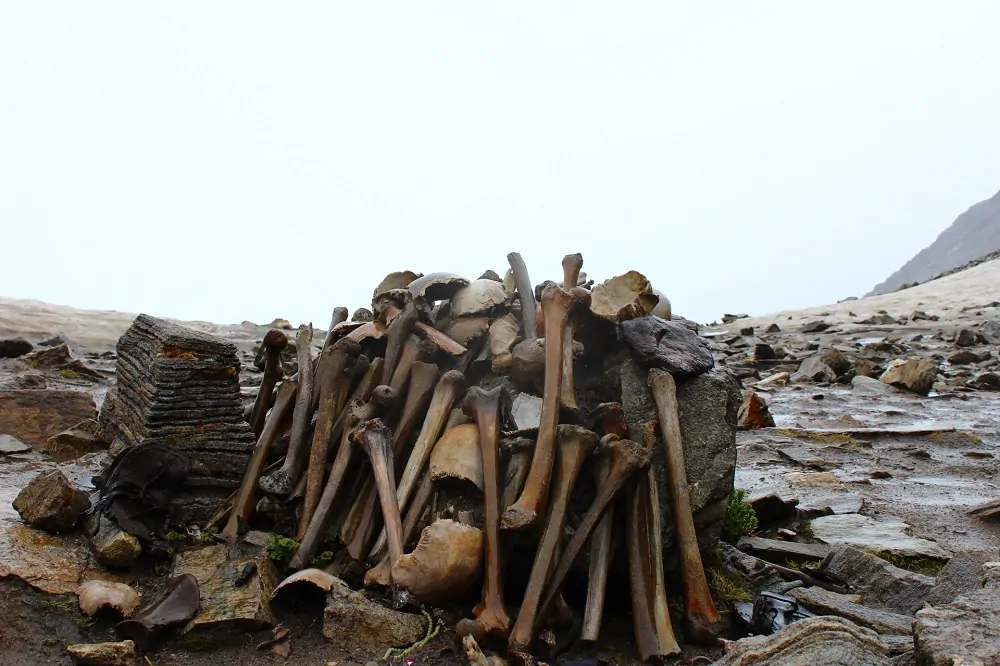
<box><xmin>58</xmin><ymin>368</ymin><xmax>80</xmax><ymax>379</ymax></box>
<box><xmin>784</xmin><ymin>559</ymin><xmax>823</xmax><ymax>571</ymax></box>
<box><xmin>267</xmin><ymin>535</ymin><xmax>300</xmax><ymax>565</ymax></box>
<box><xmin>868</xmin><ymin>550</ymin><xmax>947</xmax><ymax>576</ymax></box>
<box><xmin>310</xmin><ymin>550</ymin><xmax>334</xmax><ymax>567</ymax></box>
<box><xmin>199</xmin><ymin>525</ymin><xmax>219</xmax><ymax>542</ymax></box>
<box><xmin>166</xmin><ymin>530</ymin><xmax>187</xmax><ymax>542</ymax></box>
<box><xmin>722</xmin><ymin>489</ymin><xmax>759</xmax><ymax>542</ymax></box>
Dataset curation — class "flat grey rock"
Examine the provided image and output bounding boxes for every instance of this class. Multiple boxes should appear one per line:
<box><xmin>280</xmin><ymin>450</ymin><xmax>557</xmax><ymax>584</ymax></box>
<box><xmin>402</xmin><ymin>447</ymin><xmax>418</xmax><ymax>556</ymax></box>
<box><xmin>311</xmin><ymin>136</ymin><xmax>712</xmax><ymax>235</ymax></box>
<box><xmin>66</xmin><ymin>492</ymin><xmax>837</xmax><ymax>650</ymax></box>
<box><xmin>811</xmin><ymin>514</ymin><xmax>951</xmax><ymax>560</ymax></box>
<box><xmin>790</xmin><ymin>587</ymin><xmax>913</xmax><ymax>636</ymax></box>
<box><xmin>621</xmin><ymin>315</ymin><xmax>715</xmax><ymax>377</ymax></box>
<box><xmin>823</xmin><ymin>546</ymin><xmax>935</xmax><ymax>615</ymax></box>
<box><xmin>738</xmin><ymin>536</ymin><xmax>831</xmax><ymax>561</ymax></box>
<box><xmin>711</xmin><ymin>616</ymin><xmax>891</xmax><ymax>665</ymax></box>
<box><xmin>914</xmin><ymin>565</ymin><xmax>1000</xmax><ymax>665</ymax></box>
<box><xmin>0</xmin><ymin>434</ymin><xmax>30</xmax><ymax>454</ymax></box>
<box><xmin>925</xmin><ymin>548</ymin><xmax>999</xmax><ymax>606</ymax></box>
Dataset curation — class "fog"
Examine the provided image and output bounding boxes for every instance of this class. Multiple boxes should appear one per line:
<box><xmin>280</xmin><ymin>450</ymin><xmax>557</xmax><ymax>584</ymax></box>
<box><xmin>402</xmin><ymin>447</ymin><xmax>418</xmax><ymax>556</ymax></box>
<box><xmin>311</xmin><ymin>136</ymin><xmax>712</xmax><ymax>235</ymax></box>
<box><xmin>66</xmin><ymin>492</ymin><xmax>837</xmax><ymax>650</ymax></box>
<box><xmin>3</xmin><ymin>2</ymin><xmax>999</xmax><ymax>325</ymax></box>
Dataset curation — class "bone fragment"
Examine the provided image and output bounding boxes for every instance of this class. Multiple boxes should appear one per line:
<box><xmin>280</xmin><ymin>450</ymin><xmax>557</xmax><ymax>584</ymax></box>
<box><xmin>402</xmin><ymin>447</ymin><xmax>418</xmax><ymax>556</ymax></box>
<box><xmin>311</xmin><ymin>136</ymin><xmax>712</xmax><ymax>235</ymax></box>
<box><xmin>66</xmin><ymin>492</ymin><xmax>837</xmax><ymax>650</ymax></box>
<box><xmin>322</xmin><ymin>307</ymin><xmax>349</xmax><ymax>353</ymax></box>
<box><xmin>508</xmin><ymin>425</ymin><xmax>596</xmax><ymax>653</ymax></box>
<box><xmin>223</xmin><ymin>378</ymin><xmax>297</xmax><ymax>541</ymax></box>
<box><xmin>648</xmin><ymin>368</ymin><xmax>723</xmax><ymax>644</ymax></box>
<box><xmin>249</xmin><ymin>330</ymin><xmax>288</xmax><ymax>438</ymax></box>
<box><xmin>489</xmin><ymin>313</ymin><xmax>521</xmax><ymax>374</ymax></box>
<box><xmin>500</xmin><ymin>437</ymin><xmax>534</xmax><ymax>511</ymax></box>
<box><xmin>390</xmin><ymin>519</ymin><xmax>484</xmax><ymax>603</ymax></box>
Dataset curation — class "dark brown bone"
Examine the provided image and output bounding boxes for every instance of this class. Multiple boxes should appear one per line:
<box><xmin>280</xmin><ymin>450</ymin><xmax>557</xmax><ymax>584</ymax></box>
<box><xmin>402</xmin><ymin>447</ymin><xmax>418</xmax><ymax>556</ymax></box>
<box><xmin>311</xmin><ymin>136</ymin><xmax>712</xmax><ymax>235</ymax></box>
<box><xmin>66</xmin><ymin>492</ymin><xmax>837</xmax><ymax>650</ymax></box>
<box><xmin>648</xmin><ymin>368</ymin><xmax>723</xmax><ymax>644</ymax></box>
<box><xmin>349</xmin><ymin>419</ymin><xmax>404</xmax><ymax>583</ymax></box>
<box><xmin>223</xmin><ymin>378</ymin><xmax>297</xmax><ymax>541</ymax></box>
<box><xmin>388</xmin><ymin>335</ymin><xmax>421</xmax><ymax>396</ymax></box>
<box><xmin>508</xmin><ymin>425</ymin><xmax>596</xmax><ymax>653</ymax></box>
<box><xmin>500</xmin><ymin>437</ymin><xmax>535</xmax><ymax>511</ymax></box>
<box><xmin>342</xmin><ymin>361</ymin><xmax>439</xmax><ymax>560</ymax></box>
<box><xmin>625</xmin><ymin>471</ymin><xmax>662</xmax><ymax>661</ymax></box>
<box><xmin>380</xmin><ymin>292</ymin><xmax>419</xmax><ymax>384</ymax></box>
<box><xmin>560</xmin><ymin>254</ymin><xmax>585</xmax><ymax>410</ymax></box>
<box><xmin>371</xmin><ymin>370</ymin><xmax>466</xmax><ymax>559</ymax></box>
<box><xmin>258</xmin><ymin>325</ymin><xmax>314</xmax><ymax>497</ymax></box>
<box><xmin>321</xmin><ymin>307</ymin><xmax>349</xmax><ymax>353</ymax></box>
<box><xmin>506</xmin><ymin>252</ymin><xmax>538</xmax><ymax>341</ymax></box>
<box><xmin>297</xmin><ymin>337</ymin><xmax>362</xmax><ymax>539</ymax></box>
<box><xmin>289</xmin><ymin>385</ymin><xmax>396</xmax><ymax>569</ymax></box>
<box><xmin>249</xmin><ymin>330</ymin><xmax>288</xmax><ymax>438</ymax></box>
<box><xmin>381</xmin><ymin>301</ymin><xmax>467</xmax><ymax>357</ymax></box>
<box><xmin>537</xmin><ymin>436</ymin><xmax>652</xmax><ymax>624</ymax></box>
<box><xmin>581</xmin><ymin>454</ymin><xmax>612</xmax><ymax>643</ymax></box>
<box><xmin>645</xmin><ymin>462</ymin><xmax>680</xmax><ymax>655</ymax></box>
<box><xmin>502</xmin><ymin>285</ymin><xmax>577</xmax><ymax>531</ymax></box>
<box><xmin>463</xmin><ymin>386</ymin><xmax>512</xmax><ymax>638</ymax></box>
<box><xmin>365</xmin><ymin>469</ymin><xmax>434</xmax><ymax>587</ymax></box>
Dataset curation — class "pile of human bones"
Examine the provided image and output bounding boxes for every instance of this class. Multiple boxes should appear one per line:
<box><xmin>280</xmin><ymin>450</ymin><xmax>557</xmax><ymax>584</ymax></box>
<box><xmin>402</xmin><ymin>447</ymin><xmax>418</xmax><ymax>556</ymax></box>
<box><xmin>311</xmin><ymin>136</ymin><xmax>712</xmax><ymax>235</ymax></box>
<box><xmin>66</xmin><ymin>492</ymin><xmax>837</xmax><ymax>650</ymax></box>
<box><xmin>228</xmin><ymin>252</ymin><xmax>722</xmax><ymax>660</ymax></box>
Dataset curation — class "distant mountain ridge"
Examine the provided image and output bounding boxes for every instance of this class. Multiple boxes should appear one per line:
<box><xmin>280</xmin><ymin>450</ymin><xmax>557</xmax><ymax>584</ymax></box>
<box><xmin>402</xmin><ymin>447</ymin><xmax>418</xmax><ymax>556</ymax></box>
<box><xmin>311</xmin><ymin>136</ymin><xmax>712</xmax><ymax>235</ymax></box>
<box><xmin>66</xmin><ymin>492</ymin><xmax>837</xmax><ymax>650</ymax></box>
<box><xmin>868</xmin><ymin>188</ymin><xmax>1000</xmax><ymax>296</ymax></box>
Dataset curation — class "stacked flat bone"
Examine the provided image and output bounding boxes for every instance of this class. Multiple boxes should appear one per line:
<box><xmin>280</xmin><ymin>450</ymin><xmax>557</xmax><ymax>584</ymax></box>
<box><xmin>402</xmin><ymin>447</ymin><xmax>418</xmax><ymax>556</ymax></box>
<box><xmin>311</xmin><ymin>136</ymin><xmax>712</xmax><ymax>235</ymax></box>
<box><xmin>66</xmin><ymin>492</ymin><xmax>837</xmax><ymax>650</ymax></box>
<box><xmin>106</xmin><ymin>314</ymin><xmax>256</xmax><ymax>520</ymax></box>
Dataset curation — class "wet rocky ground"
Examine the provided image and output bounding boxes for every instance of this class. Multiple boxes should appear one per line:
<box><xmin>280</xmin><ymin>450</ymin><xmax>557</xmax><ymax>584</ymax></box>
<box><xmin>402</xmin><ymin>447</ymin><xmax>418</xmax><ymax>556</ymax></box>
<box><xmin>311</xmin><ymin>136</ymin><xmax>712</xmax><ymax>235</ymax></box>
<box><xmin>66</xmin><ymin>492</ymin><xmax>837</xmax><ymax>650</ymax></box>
<box><xmin>1</xmin><ymin>259</ymin><xmax>998</xmax><ymax>665</ymax></box>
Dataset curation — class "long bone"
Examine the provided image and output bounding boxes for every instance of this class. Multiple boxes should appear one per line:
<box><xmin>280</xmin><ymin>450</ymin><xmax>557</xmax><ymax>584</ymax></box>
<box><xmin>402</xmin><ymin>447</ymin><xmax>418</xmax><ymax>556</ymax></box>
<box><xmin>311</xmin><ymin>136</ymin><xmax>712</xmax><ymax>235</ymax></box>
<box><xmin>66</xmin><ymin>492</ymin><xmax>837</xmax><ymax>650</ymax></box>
<box><xmin>289</xmin><ymin>384</ymin><xmax>397</xmax><ymax>569</ymax></box>
<box><xmin>321</xmin><ymin>307</ymin><xmax>349</xmax><ymax>353</ymax></box>
<box><xmin>249</xmin><ymin>330</ymin><xmax>288</xmax><ymax>438</ymax></box>
<box><xmin>506</xmin><ymin>252</ymin><xmax>538</xmax><ymax>340</ymax></box>
<box><xmin>223</xmin><ymin>378</ymin><xmax>297</xmax><ymax>541</ymax></box>
<box><xmin>625</xmin><ymin>471</ymin><xmax>663</xmax><ymax>661</ymax></box>
<box><xmin>560</xmin><ymin>254</ymin><xmax>584</xmax><ymax>411</ymax></box>
<box><xmin>380</xmin><ymin>301</ymin><xmax>467</xmax><ymax>357</ymax></box>
<box><xmin>342</xmin><ymin>361</ymin><xmax>439</xmax><ymax>560</ymax></box>
<box><xmin>537</xmin><ymin>436</ymin><xmax>652</xmax><ymax>625</ymax></box>
<box><xmin>258</xmin><ymin>325</ymin><xmax>314</xmax><ymax>497</ymax></box>
<box><xmin>648</xmin><ymin>368</ymin><xmax>723</xmax><ymax>644</ymax></box>
<box><xmin>581</xmin><ymin>403</ymin><xmax>629</xmax><ymax>642</ymax></box>
<box><xmin>508</xmin><ymin>425</ymin><xmax>596</xmax><ymax>653</ymax></box>
<box><xmin>500</xmin><ymin>437</ymin><xmax>535</xmax><ymax>511</ymax></box>
<box><xmin>463</xmin><ymin>385</ymin><xmax>512</xmax><ymax>638</ymax></box>
<box><xmin>370</xmin><ymin>369</ymin><xmax>466</xmax><ymax>560</ymax></box>
<box><xmin>348</xmin><ymin>419</ymin><xmax>405</xmax><ymax>586</ymax></box>
<box><xmin>297</xmin><ymin>338</ymin><xmax>362</xmax><ymax>538</ymax></box>
<box><xmin>502</xmin><ymin>285</ymin><xmax>582</xmax><ymax>532</ymax></box>
<box><xmin>645</xmin><ymin>458</ymin><xmax>680</xmax><ymax>655</ymax></box>
<box><xmin>379</xmin><ymin>291</ymin><xmax>419</xmax><ymax>384</ymax></box>
<box><xmin>364</xmin><ymin>470</ymin><xmax>434</xmax><ymax>587</ymax></box>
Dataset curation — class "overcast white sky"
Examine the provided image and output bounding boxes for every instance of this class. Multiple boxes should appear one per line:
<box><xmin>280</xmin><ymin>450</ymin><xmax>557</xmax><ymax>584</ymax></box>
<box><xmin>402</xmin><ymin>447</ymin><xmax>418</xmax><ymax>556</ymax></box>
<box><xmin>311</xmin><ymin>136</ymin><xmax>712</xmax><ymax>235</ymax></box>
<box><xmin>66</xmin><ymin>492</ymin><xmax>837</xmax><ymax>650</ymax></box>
<box><xmin>2</xmin><ymin>3</ymin><xmax>999</xmax><ymax>327</ymax></box>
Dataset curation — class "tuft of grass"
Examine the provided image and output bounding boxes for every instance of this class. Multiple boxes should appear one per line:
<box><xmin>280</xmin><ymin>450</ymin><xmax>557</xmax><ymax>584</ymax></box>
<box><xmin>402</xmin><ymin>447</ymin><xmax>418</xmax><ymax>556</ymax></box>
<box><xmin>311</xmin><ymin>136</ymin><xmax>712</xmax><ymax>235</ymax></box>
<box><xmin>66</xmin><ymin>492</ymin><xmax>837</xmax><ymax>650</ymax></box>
<box><xmin>58</xmin><ymin>368</ymin><xmax>80</xmax><ymax>379</ymax></box>
<box><xmin>707</xmin><ymin>567</ymin><xmax>754</xmax><ymax>606</ymax></box>
<box><xmin>165</xmin><ymin>530</ymin><xmax>187</xmax><ymax>543</ymax></box>
<box><xmin>798</xmin><ymin>520</ymin><xmax>815</xmax><ymax>540</ymax></box>
<box><xmin>868</xmin><ymin>550</ymin><xmax>946</xmax><ymax>576</ymax></box>
<box><xmin>267</xmin><ymin>535</ymin><xmax>300</xmax><ymax>565</ymax></box>
<box><xmin>785</xmin><ymin>559</ymin><xmax>823</xmax><ymax>571</ymax></box>
<box><xmin>722</xmin><ymin>489</ymin><xmax>759</xmax><ymax>542</ymax></box>
<box><xmin>199</xmin><ymin>525</ymin><xmax>219</xmax><ymax>542</ymax></box>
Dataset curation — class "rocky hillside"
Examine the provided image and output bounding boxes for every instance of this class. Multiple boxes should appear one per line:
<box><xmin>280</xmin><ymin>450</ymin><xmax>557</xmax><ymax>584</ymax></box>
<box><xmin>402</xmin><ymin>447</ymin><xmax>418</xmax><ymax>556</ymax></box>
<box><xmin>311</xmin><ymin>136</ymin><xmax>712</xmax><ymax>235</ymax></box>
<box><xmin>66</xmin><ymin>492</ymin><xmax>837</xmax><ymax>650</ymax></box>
<box><xmin>869</xmin><ymin>188</ymin><xmax>1000</xmax><ymax>296</ymax></box>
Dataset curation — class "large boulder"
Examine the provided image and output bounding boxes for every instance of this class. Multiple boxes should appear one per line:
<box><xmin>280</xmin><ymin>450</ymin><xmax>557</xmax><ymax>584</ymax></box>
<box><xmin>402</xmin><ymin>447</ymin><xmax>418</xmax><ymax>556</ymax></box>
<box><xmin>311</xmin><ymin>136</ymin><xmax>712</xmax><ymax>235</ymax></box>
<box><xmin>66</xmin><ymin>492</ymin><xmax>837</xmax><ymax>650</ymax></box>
<box><xmin>712</xmin><ymin>616</ymin><xmax>891</xmax><ymax>665</ymax></box>
<box><xmin>914</xmin><ymin>564</ymin><xmax>1000</xmax><ymax>665</ymax></box>
<box><xmin>621</xmin><ymin>357</ymin><xmax>739</xmax><ymax>549</ymax></box>
<box><xmin>0</xmin><ymin>338</ymin><xmax>33</xmax><ymax>358</ymax></box>
<box><xmin>621</xmin><ymin>316</ymin><xmax>715</xmax><ymax>377</ymax></box>
<box><xmin>0</xmin><ymin>389</ymin><xmax>97</xmax><ymax>449</ymax></box>
<box><xmin>13</xmin><ymin>469</ymin><xmax>91</xmax><ymax>532</ymax></box>
<box><xmin>879</xmin><ymin>358</ymin><xmax>937</xmax><ymax>395</ymax></box>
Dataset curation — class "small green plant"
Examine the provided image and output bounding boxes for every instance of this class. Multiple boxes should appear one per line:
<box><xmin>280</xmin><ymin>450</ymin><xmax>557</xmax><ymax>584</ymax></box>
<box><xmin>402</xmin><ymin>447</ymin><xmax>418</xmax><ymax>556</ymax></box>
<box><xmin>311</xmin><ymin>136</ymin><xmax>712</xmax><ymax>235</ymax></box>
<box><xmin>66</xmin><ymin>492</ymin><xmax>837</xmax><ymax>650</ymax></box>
<box><xmin>868</xmin><ymin>550</ymin><xmax>946</xmax><ymax>576</ymax></box>
<box><xmin>199</xmin><ymin>525</ymin><xmax>219</xmax><ymax>542</ymax></box>
<box><xmin>58</xmin><ymin>368</ymin><xmax>80</xmax><ymax>379</ymax></box>
<box><xmin>267</xmin><ymin>535</ymin><xmax>300</xmax><ymax>565</ymax></box>
<box><xmin>722</xmin><ymin>489</ymin><xmax>758</xmax><ymax>542</ymax></box>
<box><xmin>707</xmin><ymin>566</ymin><xmax>754</xmax><ymax>606</ymax></box>
<box><xmin>784</xmin><ymin>559</ymin><xmax>823</xmax><ymax>571</ymax></box>
<box><xmin>165</xmin><ymin>530</ymin><xmax>187</xmax><ymax>543</ymax></box>
<box><xmin>798</xmin><ymin>520</ymin><xmax>815</xmax><ymax>540</ymax></box>
<box><xmin>310</xmin><ymin>550</ymin><xmax>334</xmax><ymax>567</ymax></box>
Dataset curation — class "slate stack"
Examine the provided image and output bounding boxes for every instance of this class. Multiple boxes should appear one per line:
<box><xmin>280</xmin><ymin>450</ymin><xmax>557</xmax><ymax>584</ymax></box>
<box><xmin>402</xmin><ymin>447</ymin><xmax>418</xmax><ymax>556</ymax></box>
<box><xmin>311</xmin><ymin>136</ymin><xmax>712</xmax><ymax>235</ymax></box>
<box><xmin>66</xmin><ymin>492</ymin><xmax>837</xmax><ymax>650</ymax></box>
<box><xmin>102</xmin><ymin>314</ymin><xmax>255</xmax><ymax>521</ymax></box>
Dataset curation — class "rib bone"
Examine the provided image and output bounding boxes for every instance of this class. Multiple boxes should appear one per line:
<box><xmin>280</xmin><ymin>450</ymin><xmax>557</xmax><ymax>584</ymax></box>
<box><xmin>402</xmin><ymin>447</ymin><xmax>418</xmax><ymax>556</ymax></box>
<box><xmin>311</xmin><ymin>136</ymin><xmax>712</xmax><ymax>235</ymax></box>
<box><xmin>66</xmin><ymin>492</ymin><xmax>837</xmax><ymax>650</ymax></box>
<box><xmin>463</xmin><ymin>385</ymin><xmax>512</xmax><ymax>638</ymax></box>
<box><xmin>648</xmin><ymin>368</ymin><xmax>723</xmax><ymax>644</ymax></box>
<box><xmin>508</xmin><ymin>425</ymin><xmax>596</xmax><ymax>653</ymax></box>
<box><xmin>297</xmin><ymin>337</ymin><xmax>362</xmax><ymax>539</ymax></box>
<box><xmin>259</xmin><ymin>325</ymin><xmax>314</xmax><ymax>497</ymax></box>
<box><xmin>501</xmin><ymin>285</ymin><xmax>576</xmax><ymax>532</ymax></box>
<box><xmin>506</xmin><ymin>252</ymin><xmax>538</xmax><ymax>340</ymax></box>
<box><xmin>223</xmin><ymin>378</ymin><xmax>297</xmax><ymax>541</ymax></box>
<box><xmin>249</xmin><ymin>330</ymin><xmax>288</xmax><ymax>438</ymax></box>
<box><xmin>537</xmin><ymin>436</ymin><xmax>652</xmax><ymax>624</ymax></box>
<box><xmin>289</xmin><ymin>385</ymin><xmax>396</xmax><ymax>569</ymax></box>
